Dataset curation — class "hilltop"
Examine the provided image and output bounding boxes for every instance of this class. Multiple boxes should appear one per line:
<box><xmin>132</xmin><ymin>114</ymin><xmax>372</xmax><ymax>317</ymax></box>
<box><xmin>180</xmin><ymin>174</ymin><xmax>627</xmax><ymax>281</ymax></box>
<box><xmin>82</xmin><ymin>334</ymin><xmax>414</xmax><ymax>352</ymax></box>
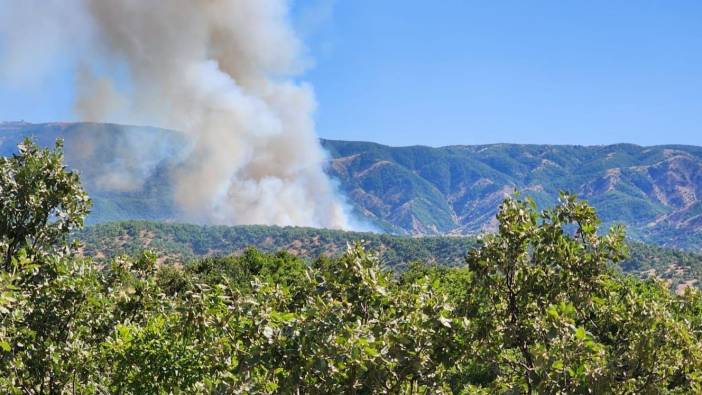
<box><xmin>75</xmin><ymin>220</ymin><xmax>702</xmax><ymax>292</ymax></box>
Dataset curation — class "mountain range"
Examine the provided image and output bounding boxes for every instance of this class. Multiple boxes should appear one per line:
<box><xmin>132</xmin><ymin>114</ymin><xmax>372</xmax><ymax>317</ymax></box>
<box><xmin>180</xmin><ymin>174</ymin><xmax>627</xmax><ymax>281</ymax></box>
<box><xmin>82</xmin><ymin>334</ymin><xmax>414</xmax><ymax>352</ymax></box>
<box><xmin>322</xmin><ymin>139</ymin><xmax>702</xmax><ymax>250</ymax></box>
<box><xmin>1</xmin><ymin>121</ymin><xmax>701</xmax><ymax>251</ymax></box>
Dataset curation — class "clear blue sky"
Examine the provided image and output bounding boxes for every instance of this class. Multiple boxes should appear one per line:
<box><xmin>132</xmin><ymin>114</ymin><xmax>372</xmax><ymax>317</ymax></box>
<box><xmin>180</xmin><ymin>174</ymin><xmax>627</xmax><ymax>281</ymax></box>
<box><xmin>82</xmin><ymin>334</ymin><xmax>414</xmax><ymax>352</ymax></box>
<box><xmin>2</xmin><ymin>1</ymin><xmax>702</xmax><ymax>146</ymax></box>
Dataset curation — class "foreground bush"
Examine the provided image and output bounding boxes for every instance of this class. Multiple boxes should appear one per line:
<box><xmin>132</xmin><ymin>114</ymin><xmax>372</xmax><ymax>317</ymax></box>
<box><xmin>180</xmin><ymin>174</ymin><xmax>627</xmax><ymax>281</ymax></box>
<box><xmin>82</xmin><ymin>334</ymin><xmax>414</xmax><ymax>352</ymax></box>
<box><xmin>1</xmin><ymin>140</ymin><xmax>702</xmax><ymax>393</ymax></box>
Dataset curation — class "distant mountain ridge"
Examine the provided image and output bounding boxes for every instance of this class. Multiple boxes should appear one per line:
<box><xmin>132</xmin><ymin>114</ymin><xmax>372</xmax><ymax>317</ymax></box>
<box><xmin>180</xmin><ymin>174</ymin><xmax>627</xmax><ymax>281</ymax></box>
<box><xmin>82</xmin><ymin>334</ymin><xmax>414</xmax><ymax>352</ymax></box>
<box><xmin>1</xmin><ymin>122</ymin><xmax>701</xmax><ymax>250</ymax></box>
<box><xmin>321</xmin><ymin>139</ymin><xmax>702</xmax><ymax>250</ymax></box>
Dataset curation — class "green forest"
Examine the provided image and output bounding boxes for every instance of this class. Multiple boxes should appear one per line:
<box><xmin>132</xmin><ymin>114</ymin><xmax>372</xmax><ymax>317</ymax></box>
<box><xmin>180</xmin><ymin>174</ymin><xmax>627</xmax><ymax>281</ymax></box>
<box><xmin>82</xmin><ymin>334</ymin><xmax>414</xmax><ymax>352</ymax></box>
<box><xmin>3</xmin><ymin>139</ymin><xmax>702</xmax><ymax>394</ymax></box>
<box><xmin>76</xmin><ymin>220</ymin><xmax>702</xmax><ymax>293</ymax></box>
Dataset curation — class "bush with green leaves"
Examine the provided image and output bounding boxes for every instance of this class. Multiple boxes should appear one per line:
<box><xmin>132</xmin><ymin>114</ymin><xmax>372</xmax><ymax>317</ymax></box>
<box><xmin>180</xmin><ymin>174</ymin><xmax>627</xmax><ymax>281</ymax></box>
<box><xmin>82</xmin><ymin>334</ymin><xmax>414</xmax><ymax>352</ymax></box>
<box><xmin>0</xmin><ymin>138</ymin><xmax>90</xmax><ymax>267</ymax></box>
<box><xmin>463</xmin><ymin>194</ymin><xmax>702</xmax><ymax>392</ymax></box>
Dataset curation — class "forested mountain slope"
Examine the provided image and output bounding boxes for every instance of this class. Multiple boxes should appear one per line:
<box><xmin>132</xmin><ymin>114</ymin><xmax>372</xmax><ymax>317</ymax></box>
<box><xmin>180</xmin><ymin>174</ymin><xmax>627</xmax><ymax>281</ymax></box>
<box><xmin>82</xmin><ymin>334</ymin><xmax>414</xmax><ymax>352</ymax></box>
<box><xmin>2</xmin><ymin>121</ymin><xmax>702</xmax><ymax>250</ymax></box>
<box><xmin>76</xmin><ymin>221</ymin><xmax>478</xmax><ymax>269</ymax></box>
<box><xmin>76</xmin><ymin>220</ymin><xmax>702</xmax><ymax>292</ymax></box>
<box><xmin>322</xmin><ymin>140</ymin><xmax>702</xmax><ymax>250</ymax></box>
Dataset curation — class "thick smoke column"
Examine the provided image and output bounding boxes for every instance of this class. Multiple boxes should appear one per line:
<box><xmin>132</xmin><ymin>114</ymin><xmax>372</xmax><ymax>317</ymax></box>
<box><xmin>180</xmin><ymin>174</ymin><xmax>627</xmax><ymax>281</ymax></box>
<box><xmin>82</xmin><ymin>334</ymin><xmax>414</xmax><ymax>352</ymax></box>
<box><xmin>0</xmin><ymin>0</ymin><xmax>350</xmax><ymax>228</ymax></box>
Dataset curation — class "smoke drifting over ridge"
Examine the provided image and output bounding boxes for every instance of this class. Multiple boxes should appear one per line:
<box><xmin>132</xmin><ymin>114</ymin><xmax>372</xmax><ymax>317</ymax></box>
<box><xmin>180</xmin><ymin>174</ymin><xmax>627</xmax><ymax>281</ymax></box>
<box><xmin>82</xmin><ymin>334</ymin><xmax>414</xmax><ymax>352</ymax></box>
<box><xmin>0</xmin><ymin>0</ymin><xmax>351</xmax><ymax>229</ymax></box>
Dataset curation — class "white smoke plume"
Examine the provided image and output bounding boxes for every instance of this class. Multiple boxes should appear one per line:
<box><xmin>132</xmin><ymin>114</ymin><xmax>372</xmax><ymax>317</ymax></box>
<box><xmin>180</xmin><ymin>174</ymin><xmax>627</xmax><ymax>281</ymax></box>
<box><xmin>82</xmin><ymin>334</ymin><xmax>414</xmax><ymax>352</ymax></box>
<box><xmin>0</xmin><ymin>0</ymin><xmax>351</xmax><ymax>229</ymax></box>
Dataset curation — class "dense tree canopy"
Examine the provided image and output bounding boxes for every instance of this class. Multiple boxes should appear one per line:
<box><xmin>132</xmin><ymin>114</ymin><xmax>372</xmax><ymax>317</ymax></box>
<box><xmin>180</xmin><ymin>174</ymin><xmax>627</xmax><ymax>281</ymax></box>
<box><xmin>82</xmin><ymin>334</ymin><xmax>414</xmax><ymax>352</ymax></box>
<box><xmin>0</xmin><ymin>138</ymin><xmax>90</xmax><ymax>267</ymax></box>
<box><xmin>1</xmin><ymin>140</ymin><xmax>702</xmax><ymax>393</ymax></box>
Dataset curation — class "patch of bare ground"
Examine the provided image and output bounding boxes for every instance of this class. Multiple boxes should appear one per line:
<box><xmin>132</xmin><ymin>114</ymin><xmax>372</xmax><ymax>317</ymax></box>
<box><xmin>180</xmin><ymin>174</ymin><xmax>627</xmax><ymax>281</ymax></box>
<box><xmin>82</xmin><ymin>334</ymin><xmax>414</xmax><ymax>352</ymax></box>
<box><xmin>664</xmin><ymin>263</ymin><xmax>686</xmax><ymax>277</ymax></box>
<box><xmin>330</xmin><ymin>154</ymin><xmax>360</xmax><ymax>177</ymax></box>
<box><xmin>676</xmin><ymin>279</ymin><xmax>698</xmax><ymax>295</ymax></box>
<box><xmin>138</xmin><ymin>229</ymin><xmax>155</xmax><ymax>247</ymax></box>
<box><xmin>286</xmin><ymin>240</ymin><xmax>305</xmax><ymax>256</ymax></box>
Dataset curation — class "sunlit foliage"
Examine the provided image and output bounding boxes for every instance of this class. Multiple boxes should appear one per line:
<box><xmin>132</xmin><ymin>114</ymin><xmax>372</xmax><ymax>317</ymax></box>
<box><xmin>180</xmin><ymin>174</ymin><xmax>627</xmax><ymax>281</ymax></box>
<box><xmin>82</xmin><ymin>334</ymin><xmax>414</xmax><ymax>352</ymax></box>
<box><xmin>1</xmin><ymin>140</ymin><xmax>701</xmax><ymax>393</ymax></box>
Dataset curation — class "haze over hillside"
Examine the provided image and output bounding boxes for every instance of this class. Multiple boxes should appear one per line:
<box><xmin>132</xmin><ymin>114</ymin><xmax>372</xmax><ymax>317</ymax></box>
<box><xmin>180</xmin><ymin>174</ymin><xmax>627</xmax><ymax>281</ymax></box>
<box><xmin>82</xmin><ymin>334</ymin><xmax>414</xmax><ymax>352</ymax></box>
<box><xmin>2</xmin><ymin>121</ymin><xmax>702</xmax><ymax>250</ymax></box>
